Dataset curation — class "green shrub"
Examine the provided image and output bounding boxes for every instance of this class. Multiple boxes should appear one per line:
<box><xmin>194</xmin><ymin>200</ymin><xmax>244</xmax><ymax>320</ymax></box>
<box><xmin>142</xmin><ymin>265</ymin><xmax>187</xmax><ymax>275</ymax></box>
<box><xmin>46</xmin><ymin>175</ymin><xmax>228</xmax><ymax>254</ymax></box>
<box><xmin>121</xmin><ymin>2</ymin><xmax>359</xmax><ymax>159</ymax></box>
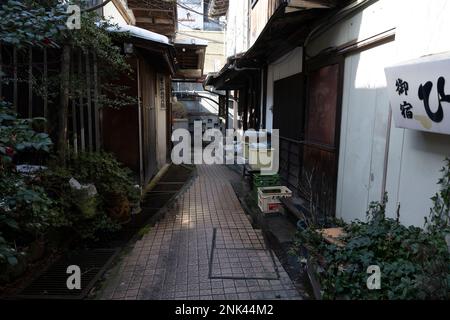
<box><xmin>0</xmin><ymin>101</ymin><xmax>52</xmax><ymax>168</ymax></box>
<box><xmin>0</xmin><ymin>101</ymin><xmax>55</xmax><ymax>272</ymax></box>
<box><xmin>38</xmin><ymin>151</ymin><xmax>140</xmax><ymax>240</ymax></box>
<box><xmin>69</xmin><ymin>151</ymin><xmax>140</xmax><ymax>205</ymax></box>
<box><xmin>294</xmin><ymin>160</ymin><xmax>450</xmax><ymax>300</ymax></box>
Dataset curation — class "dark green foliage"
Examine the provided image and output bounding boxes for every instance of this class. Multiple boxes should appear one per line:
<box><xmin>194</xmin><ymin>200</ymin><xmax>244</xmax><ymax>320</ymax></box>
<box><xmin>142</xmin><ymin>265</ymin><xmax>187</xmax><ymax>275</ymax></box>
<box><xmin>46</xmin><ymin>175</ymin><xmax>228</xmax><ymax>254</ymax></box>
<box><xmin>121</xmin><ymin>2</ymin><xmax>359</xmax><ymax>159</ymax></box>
<box><xmin>0</xmin><ymin>101</ymin><xmax>52</xmax><ymax>167</ymax></box>
<box><xmin>0</xmin><ymin>103</ymin><xmax>57</xmax><ymax>271</ymax></box>
<box><xmin>294</xmin><ymin>161</ymin><xmax>450</xmax><ymax>300</ymax></box>
<box><xmin>427</xmin><ymin>158</ymin><xmax>450</xmax><ymax>232</ymax></box>
<box><xmin>38</xmin><ymin>151</ymin><xmax>140</xmax><ymax>240</ymax></box>
<box><xmin>69</xmin><ymin>151</ymin><xmax>140</xmax><ymax>206</ymax></box>
<box><xmin>0</xmin><ymin>0</ymin><xmax>140</xmax><ymax>282</ymax></box>
<box><xmin>0</xmin><ymin>0</ymin><xmax>67</xmax><ymax>48</ymax></box>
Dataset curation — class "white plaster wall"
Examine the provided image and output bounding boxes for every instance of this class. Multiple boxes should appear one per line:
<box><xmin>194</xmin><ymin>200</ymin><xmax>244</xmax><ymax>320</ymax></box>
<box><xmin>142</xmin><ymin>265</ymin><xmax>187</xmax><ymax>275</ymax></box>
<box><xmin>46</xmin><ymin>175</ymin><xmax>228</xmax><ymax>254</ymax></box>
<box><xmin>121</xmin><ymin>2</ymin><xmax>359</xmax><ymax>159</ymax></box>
<box><xmin>309</xmin><ymin>0</ymin><xmax>450</xmax><ymax>227</ymax></box>
<box><xmin>337</xmin><ymin>41</ymin><xmax>396</xmax><ymax>222</ymax></box>
<box><xmin>384</xmin><ymin>0</ymin><xmax>450</xmax><ymax>227</ymax></box>
<box><xmin>103</xmin><ymin>1</ymin><xmax>128</xmax><ymax>26</ymax></box>
<box><xmin>225</xmin><ymin>0</ymin><xmax>250</xmax><ymax>57</ymax></box>
<box><xmin>266</xmin><ymin>47</ymin><xmax>303</xmax><ymax>130</ymax></box>
<box><xmin>307</xmin><ymin>0</ymin><xmax>397</xmax><ymax>57</ymax></box>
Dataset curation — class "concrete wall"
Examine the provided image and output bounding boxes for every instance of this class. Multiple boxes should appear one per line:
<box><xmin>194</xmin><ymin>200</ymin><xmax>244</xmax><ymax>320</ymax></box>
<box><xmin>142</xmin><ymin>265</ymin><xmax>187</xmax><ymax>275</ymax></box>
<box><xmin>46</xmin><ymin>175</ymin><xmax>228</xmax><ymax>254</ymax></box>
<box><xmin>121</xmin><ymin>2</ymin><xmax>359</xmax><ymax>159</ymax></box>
<box><xmin>308</xmin><ymin>0</ymin><xmax>450</xmax><ymax>227</ymax></box>
<box><xmin>176</xmin><ymin>30</ymin><xmax>226</xmax><ymax>74</ymax></box>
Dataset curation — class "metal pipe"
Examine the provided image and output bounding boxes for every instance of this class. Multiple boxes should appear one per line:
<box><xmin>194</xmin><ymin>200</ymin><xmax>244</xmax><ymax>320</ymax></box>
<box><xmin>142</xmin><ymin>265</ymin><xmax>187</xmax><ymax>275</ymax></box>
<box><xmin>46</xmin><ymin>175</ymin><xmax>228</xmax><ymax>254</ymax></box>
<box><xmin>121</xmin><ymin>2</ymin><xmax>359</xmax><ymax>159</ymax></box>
<box><xmin>380</xmin><ymin>105</ymin><xmax>393</xmax><ymax>203</ymax></box>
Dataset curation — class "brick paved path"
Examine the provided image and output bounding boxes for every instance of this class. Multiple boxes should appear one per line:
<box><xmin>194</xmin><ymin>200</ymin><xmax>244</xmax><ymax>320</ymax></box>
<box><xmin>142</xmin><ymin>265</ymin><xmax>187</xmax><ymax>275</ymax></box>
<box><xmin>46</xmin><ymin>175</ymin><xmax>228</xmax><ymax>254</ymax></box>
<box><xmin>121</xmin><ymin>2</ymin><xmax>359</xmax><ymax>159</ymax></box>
<box><xmin>100</xmin><ymin>165</ymin><xmax>301</xmax><ymax>300</ymax></box>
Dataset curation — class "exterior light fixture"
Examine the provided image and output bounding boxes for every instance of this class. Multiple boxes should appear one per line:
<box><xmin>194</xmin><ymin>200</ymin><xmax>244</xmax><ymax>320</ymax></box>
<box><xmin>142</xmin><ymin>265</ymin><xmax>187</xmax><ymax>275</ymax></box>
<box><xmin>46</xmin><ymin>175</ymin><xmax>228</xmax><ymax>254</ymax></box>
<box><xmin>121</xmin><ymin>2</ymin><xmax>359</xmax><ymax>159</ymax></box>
<box><xmin>124</xmin><ymin>42</ymin><xmax>134</xmax><ymax>54</ymax></box>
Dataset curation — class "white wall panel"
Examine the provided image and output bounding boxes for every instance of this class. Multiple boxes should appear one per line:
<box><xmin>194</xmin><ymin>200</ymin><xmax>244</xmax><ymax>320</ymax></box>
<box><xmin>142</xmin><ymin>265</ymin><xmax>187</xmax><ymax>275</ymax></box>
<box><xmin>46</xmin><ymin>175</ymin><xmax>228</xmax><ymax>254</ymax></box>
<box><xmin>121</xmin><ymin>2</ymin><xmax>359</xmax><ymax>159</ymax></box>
<box><xmin>337</xmin><ymin>42</ymin><xmax>395</xmax><ymax>222</ymax></box>
<box><xmin>311</xmin><ymin>0</ymin><xmax>450</xmax><ymax>227</ymax></box>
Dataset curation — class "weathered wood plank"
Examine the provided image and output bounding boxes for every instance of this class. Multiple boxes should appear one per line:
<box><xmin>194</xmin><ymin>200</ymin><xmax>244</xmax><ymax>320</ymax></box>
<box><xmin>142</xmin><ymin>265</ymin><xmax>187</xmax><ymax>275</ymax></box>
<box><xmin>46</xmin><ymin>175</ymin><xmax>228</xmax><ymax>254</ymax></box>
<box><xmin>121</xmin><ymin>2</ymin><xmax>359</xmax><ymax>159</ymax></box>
<box><xmin>28</xmin><ymin>48</ymin><xmax>33</xmax><ymax>118</ymax></box>
<box><xmin>93</xmin><ymin>52</ymin><xmax>100</xmax><ymax>151</ymax></box>
<box><xmin>78</xmin><ymin>52</ymin><xmax>86</xmax><ymax>152</ymax></box>
<box><xmin>85</xmin><ymin>51</ymin><xmax>93</xmax><ymax>152</ymax></box>
<box><xmin>13</xmin><ymin>47</ymin><xmax>17</xmax><ymax>111</ymax></box>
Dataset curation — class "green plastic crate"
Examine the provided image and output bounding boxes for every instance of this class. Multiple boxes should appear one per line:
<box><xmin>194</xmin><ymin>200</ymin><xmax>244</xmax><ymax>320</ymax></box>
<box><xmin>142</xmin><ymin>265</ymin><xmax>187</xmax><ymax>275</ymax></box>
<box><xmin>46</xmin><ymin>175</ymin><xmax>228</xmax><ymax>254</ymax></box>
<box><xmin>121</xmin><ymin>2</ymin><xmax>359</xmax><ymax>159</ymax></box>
<box><xmin>251</xmin><ymin>173</ymin><xmax>280</xmax><ymax>201</ymax></box>
<box><xmin>253</xmin><ymin>173</ymin><xmax>280</xmax><ymax>188</ymax></box>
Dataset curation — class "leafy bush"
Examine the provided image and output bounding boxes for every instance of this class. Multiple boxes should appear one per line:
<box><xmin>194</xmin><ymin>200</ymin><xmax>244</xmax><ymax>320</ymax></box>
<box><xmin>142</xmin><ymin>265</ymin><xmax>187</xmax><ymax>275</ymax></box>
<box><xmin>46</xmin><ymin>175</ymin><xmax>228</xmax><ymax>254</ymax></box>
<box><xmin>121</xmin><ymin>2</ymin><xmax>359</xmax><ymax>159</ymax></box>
<box><xmin>0</xmin><ymin>0</ymin><xmax>67</xmax><ymax>48</ymax></box>
<box><xmin>427</xmin><ymin>158</ymin><xmax>450</xmax><ymax>232</ymax></box>
<box><xmin>1</xmin><ymin>174</ymin><xmax>58</xmax><ymax>237</ymax></box>
<box><xmin>38</xmin><ymin>151</ymin><xmax>140</xmax><ymax>240</ymax></box>
<box><xmin>0</xmin><ymin>233</ymin><xmax>19</xmax><ymax>266</ymax></box>
<box><xmin>69</xmin><ymin>151</ymin><xmax>140</xmax><ymax>206</ymax></box>
<box><xmin>0</xmin><ymin>101</ymin><xmax>52</xmax><ymax>168</ymax></box>
<box><xmin>0</xmin><ymin>102</ymin><xmax>55</xmax><ymax>273</ymax></box>
<box><xmin>294</xmin><ymin>161</ymin><xmax>450</xmax><ymax>300</ymax></box>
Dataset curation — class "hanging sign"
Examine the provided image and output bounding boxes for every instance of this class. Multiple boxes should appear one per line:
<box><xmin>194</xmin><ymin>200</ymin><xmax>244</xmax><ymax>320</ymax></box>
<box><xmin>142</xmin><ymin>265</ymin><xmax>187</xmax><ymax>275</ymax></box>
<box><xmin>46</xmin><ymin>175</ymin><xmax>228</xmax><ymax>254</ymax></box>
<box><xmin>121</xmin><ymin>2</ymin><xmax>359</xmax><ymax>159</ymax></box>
<box><xmin>157</xmin><ymin>74</ymin><xmax>166</xmax><ymax>110</ymax></box>
<box><xmin>385</xmin><ymin>52</ymin><xmax>450</xmax><ymax>135</ymax></box>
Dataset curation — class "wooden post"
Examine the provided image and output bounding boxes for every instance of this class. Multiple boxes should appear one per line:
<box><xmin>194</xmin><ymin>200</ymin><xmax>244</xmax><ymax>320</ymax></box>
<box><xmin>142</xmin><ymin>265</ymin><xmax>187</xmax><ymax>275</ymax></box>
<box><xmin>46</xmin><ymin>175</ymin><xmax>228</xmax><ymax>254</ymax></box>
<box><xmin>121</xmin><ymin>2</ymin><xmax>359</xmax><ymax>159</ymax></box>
<box><xmin>262</xmin><ymin>65</ymin><xmax>268</xmax><ymax>129</ymax></box>
<box><xmin>78</xmin><ymin>52</ymin><xmax>86</xmax><ymax>152</ymax></box>
<box><xmin>243</xmin><ymin>87</ymin><xmax>248</xmax><ymax>131</ymax></box>
<box><xmin>43</xmin><ymin>48</ymin><xmax>48</xmax><ymax>120</ymax></box>
<box><xmin>57</xmin><ymin>45</ymin><xmax>71</xmax><ymax>164</ymax></box>
<box><xmin>71</xmin><ymin>49</ymin><xmax>78</xmax><ymax>155</ymax></box>
<box><xmin>225</xmin><ymin>90</ymin><xmax>230</xmax><ymax>130</ymax></box>
<box><xmin>28</xmin><ymin>48</ymin><xmax>33</xmax><ymax>118</ymax></box>
<box><xmin>85</xmin><ymin>51</ymin><xmax>93</xmax><ymax>152</ymax></box>
<box><xmin>13</xmin><ymin>47</ymin><xmax>17</xmax><ymax>111</ymax></box>
<box><xmin>93</xmin><ymin>52</ymin><xmax>101</xmax><ymax>151</ymax></box>
<box><xmin>0</xmin><ymin>43</ymin><xmax>2</xmax><ymax>98</ymax></box>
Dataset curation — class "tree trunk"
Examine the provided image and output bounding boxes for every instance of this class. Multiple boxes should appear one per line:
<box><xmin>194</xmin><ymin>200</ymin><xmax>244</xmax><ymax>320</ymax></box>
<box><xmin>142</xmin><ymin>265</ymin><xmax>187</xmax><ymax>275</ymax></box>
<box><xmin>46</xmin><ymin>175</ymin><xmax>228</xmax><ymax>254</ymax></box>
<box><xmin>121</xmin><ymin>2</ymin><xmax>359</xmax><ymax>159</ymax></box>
<box><xmin>85</xmin><ymin>51</ymin><xmax>93</xmax><ymax>152</ymax></box>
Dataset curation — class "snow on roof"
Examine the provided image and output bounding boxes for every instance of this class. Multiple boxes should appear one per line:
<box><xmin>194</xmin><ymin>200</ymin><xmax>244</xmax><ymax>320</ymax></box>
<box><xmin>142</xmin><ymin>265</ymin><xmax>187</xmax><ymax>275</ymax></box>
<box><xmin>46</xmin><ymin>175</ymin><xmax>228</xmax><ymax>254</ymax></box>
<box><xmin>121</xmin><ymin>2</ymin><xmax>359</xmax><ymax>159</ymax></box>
<box><xmin>109</xmin><ymin>24</ymin><xmax>170</xmax><ymax>46</ymax></box>
<box><xmin>174</xmin><ymin>37</ymin><xmax>208</xmax><ymax>46</ymax></box>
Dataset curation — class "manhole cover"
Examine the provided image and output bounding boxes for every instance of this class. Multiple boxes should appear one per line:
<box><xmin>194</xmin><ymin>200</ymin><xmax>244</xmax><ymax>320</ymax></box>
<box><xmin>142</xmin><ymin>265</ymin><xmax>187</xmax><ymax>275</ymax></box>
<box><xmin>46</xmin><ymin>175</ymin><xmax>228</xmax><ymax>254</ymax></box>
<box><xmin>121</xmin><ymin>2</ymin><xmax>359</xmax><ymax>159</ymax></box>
<box><xmin>209</xmin><ymin>228</ymin><xmax>279</xmax><ymax>280</ymax></box>
<box><xmin>17</xmin><ymin>249</ymin><xmax>117</xmax><ymax>299</ymax></box>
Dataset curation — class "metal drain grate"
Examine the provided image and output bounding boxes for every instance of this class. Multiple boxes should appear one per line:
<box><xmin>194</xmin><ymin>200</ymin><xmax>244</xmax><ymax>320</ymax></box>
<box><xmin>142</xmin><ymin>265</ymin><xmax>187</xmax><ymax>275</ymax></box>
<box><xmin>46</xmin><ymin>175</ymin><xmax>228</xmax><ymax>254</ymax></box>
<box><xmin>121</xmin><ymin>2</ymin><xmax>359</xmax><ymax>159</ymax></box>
<box><xmin>141</xmin><ymin>192</ymin><xmax>177</xmax><ymax>209</ymax></box>
<box><xmin>158</xmin><ymin>165</ymin><xmax>193</xmax><ymax>183</ymax></box>
<box><xmin>17</xmin><ymin>249</ymin><xmax>117</xmax><ymax>299</ymax></box>
<box><xmin>151</xmin><ymin>183</ymin><xmax>185</xmax><ymax>192</ymax></box>
<box><xmin>208</xmin><ymin>228</ymin><xmax>280</xmax><ymax>280</ymax></box>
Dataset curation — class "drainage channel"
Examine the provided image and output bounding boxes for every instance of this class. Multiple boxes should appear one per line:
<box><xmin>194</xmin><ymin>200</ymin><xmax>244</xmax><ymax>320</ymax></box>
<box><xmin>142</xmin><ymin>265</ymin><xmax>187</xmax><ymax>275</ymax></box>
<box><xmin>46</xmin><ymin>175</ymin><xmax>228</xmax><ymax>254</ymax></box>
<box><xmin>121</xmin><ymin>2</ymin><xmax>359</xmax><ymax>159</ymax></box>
<box><xmin>15</xmin><ymin>164</ymin><xmax>195</xmax><ymax>299</ymax></box>
<box><xmin>15</xmin><ymin>249</ymin><xmax>118</xmax><ymax>299</ymax></box>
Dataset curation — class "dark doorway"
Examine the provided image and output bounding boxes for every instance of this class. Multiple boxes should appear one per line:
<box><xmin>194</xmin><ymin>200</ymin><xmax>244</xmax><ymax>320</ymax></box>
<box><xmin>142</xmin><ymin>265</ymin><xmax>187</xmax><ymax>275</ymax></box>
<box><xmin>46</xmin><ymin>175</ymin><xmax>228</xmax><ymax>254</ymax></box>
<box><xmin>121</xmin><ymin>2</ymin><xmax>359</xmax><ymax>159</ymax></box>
<box><xmin>273</xmin><ymin>73</ymin><xmax>305</xmax><ymax>193</ymax></box>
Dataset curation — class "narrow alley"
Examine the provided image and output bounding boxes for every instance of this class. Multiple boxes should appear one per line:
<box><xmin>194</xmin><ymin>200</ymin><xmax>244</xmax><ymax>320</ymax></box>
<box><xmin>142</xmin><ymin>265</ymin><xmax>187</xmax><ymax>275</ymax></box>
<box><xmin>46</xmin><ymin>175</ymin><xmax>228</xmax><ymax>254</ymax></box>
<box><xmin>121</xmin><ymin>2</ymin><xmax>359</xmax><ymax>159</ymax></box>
<box><xmin>100</xmin><ymin>165</ymin><xmax>301</xmax><ymax>300</ymax></box>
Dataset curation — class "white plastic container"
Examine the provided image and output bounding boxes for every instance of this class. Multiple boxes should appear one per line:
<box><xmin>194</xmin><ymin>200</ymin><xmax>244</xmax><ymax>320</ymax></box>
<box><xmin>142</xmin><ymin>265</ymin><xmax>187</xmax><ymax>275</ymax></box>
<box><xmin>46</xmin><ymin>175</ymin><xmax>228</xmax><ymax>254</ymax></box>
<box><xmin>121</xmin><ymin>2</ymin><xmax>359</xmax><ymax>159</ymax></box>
<box><xmin>257</xmin><ymin>186</ymin><xmax>292</xmax><ymax>213</ymax></box>
<box><xmin>248</xmin><ymin>143</ymin><xmax>274</xmax><ymax>170</ymax></box>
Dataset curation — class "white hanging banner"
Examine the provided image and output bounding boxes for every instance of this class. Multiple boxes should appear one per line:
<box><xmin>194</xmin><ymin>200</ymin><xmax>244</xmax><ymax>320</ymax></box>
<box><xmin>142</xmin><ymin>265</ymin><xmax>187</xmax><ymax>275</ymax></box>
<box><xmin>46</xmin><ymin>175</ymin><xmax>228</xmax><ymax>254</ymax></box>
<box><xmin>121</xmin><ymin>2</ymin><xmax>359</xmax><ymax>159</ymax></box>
<box><xmin>385</xmin><ymin>52</ymin><xmax>450</xmax><ymax>135</ymax></box>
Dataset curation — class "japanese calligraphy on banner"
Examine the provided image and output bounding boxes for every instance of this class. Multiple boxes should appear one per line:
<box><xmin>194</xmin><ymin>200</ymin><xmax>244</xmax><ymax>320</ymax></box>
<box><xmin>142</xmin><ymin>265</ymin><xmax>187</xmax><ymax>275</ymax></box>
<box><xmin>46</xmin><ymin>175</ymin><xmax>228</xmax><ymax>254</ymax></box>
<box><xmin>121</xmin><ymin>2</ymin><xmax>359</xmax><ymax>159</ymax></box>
<box><xmin>385</xmin><ymin>52</ymin><xmax>450</xmax><ymax>135</ymax></box>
